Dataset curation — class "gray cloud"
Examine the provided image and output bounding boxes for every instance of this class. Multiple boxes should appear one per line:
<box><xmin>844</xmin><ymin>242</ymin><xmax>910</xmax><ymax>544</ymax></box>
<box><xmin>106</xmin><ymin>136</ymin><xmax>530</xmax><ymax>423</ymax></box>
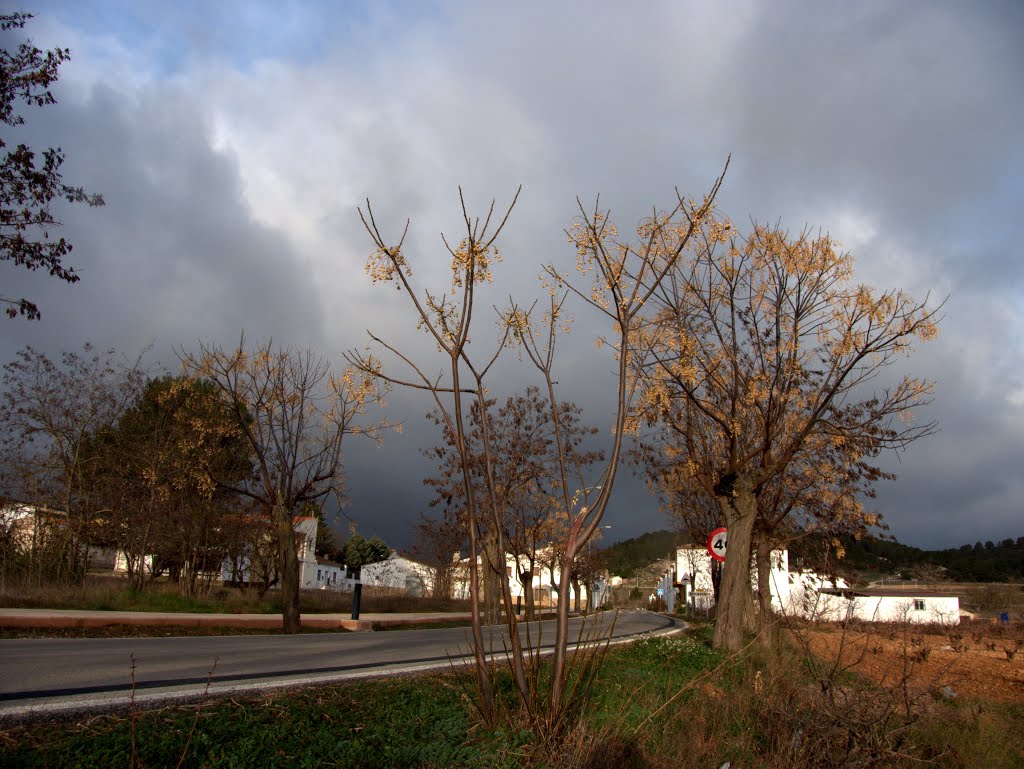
<box><xmin>1</xmin><ymin>78</ymin><xmax>325</xmax><ymax>364</ymax></box>
<box><xmin>3</xmin><ymin>1</ymin><xmax>1021</xmax><ymax>550</ymax></box>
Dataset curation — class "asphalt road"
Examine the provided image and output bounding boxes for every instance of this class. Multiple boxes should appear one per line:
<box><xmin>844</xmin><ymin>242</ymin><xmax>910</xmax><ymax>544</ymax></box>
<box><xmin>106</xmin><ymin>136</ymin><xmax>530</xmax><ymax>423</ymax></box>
<box><xmin>0</xmin><ymin>610</ymin><xmax>682</xmax><ymax>718</ymax></box>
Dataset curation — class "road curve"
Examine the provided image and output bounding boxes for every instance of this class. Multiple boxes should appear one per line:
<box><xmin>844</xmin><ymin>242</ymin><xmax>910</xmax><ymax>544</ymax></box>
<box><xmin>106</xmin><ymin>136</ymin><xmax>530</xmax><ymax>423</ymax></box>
<box><xmin>0</xmin><ymin>610</ymin><xmax>683</xmax><ymax>719</ymax></box>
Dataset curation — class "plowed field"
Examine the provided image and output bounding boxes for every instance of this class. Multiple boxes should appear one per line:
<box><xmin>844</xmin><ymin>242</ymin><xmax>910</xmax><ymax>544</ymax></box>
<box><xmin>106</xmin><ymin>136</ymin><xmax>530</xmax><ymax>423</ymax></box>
<box><xmin>800</xmin><ymin>620</ymin><xmax>1024</xmax><ymax>703</ymax></box>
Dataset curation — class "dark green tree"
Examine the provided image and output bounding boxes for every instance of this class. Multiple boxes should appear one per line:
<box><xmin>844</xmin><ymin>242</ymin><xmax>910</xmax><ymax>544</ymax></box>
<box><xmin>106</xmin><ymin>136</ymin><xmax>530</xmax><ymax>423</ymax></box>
<box><xmin>341</xmin><ymin>532</ymin><xmax>389</xmax><ymax>579</ymax></box>
<box><xmin>87</xmin><ymin>375</ymin><xmax>254</xmax><ymax>594</ymax></box>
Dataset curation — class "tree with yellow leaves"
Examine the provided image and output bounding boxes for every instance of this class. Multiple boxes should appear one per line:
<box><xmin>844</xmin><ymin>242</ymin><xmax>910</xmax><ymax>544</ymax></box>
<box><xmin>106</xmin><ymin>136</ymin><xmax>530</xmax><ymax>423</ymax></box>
<box><xmin>179</xmin><ymin>335</ymin><xmax>389</xmax><ymax>634</ymax></box>
<box><xmin>86</xmin><ymin>375</ymin><xmax>254</xmax><ymax>596</ymax></box>
<box><xmin>349</xmin><ymin>163</ymin><xmax>728</xmax><ymax>733</ymax></box>
<box><xmin>636</xmin><ymin>218</ymin><xmax>941</xmax><ymax>651</ymax></box>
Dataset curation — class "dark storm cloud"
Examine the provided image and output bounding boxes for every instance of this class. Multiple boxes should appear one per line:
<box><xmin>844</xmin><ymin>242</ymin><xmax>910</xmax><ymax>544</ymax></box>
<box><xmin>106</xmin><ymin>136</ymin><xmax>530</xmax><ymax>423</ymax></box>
<box><xmin>0</xmin><ymin>79</ymin><xmax>325</xmax><ymax>366</ymax></box>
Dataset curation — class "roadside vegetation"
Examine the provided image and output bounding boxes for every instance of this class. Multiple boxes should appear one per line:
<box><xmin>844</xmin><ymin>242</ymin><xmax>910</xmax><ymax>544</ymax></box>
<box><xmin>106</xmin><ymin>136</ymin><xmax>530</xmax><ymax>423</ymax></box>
<box><xmin>3</xmin><ymin>622</ymin><xmax>1022</xmax><ymax>769</ymax></box>
<box><xmin>0</xmin><ymin>575</ymin><xmax>471</xmax><ymax>616</ymax></box>
<box><xmin>0</xmin><ymin>624</ymin><xmax>343</xmax><ymax>639</ymax></box>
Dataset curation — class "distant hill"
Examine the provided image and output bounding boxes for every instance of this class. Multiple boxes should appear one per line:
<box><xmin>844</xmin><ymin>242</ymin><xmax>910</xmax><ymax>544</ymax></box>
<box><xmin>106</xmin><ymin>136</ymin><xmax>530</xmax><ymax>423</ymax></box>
<box><xmin>809</xmin><ymin>534</ymin><xmax>1024</xmax><ymax>582</ymax></box>
<box><xmin>605</xmin><ymin>530</ymin><xmax>1024</xmax><ymax>582</ymax></box>
<box><xmin>603</xmin><ymin>530</ymin><xmax>682</xmax><ymax>578</ymax></box>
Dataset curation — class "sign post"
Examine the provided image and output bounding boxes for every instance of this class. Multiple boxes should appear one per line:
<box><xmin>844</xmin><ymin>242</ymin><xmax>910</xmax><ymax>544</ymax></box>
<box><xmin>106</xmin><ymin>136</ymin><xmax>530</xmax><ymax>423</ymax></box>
<box><xmin>706</xmin><ymin>527</ymin><xmax>728</xmax><ymax>563</ymax></box>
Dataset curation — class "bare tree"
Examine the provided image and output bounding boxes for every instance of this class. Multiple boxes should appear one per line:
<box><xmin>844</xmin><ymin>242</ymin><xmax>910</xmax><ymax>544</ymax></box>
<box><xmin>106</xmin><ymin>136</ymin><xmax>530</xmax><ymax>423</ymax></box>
<box><xmin>180</xmin><ymin>335</ymin><xmax>388</xmax><ymax>633</ymax></box>
<box><xmin>348</xmin><ymin>189</ymin><xmax>524</xmax><ymax>720</ymax></box>
<box><xmin>411</xmin><ymin>508</ymin><xmax>464</xmax><ymax>600</ymax></box>
<box><xmin>0</xmin><ymin>344</ymin><xmax>145</xmax><ymax>581</ymax></box>
<box><xmin>422</xmin><ymin>388</ymin><xmax>602</xmax><ymax>620</ymax></box>
<box><xmin>348</xmin><ymin>163</ymin><xmax>727</xmax><ymax>732</ymax></box>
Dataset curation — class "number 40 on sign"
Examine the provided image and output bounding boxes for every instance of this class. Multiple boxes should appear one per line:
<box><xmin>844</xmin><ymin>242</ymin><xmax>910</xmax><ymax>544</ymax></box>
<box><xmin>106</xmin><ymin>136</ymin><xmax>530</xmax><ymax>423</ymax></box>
<box><xmin>706</xmin><ymin>527</ymin><xmax>728</xmax><ymax>562</ymax></box>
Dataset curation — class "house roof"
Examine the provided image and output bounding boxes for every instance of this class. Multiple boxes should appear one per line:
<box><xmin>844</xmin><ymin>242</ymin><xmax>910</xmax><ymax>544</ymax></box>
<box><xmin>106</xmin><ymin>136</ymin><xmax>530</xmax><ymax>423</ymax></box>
<box><xmin>820</xmin><ymin>587</ymin><xmax>959</xmax><ymax>599</ymax></box>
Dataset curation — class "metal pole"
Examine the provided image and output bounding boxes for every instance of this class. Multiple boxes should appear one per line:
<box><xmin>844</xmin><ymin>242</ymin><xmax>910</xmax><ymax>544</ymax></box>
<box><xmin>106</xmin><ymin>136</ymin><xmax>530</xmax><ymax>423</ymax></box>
<box><xmin>351</xmin><ymin>582</ymin><xmax>362</xmax><ymax>620</ymax></box>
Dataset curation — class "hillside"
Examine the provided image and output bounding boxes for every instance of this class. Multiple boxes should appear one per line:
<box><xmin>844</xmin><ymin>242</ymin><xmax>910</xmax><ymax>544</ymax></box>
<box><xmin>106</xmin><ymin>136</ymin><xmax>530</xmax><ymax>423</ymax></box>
<box><xmin>822</xmin><ymin>534</ymin><xmax>1024</xmax><ymax>582</ymax></box>
<box><xmin>603</xmin><ymin>530</ymin><xmax>682</xmax><ymax>578</ymax></box>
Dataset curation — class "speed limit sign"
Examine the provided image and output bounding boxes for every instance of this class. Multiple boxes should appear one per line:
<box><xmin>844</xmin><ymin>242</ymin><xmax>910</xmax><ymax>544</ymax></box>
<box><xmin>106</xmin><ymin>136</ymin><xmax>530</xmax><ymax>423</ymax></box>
<box><xmin>706</xmin><ymin>527</ymin><xmax>728</xmax><ymax>562</ymax></box>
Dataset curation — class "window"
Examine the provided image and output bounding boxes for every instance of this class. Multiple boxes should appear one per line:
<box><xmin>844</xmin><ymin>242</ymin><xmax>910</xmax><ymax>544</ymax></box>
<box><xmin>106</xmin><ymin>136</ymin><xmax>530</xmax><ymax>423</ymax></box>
<box><xmin>913</xmin><ymin>599</ymin><xmax>925</xmax><ymax>611</ymax></box>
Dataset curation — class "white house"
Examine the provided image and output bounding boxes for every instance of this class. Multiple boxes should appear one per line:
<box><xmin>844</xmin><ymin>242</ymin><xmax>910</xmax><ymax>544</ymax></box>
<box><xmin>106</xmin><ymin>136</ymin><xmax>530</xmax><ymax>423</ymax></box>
<box><xmin>0</xmin><ymin>504</ymin><xmax>66</xmax><ymax>550</ymax></box>
<box><xmin>312</xmin><ymin>557</ymin><xmax>348</xmax><ymax>589</ymax></box>
<box><xmin>805</xmin><ymin>587</ymin><xmax>960</xmax><ymax>625</ymax></box>
<box><xmin>453</xmin><ymin>550</ymin><xmax>589</xmax><ymax>608</ymax></box>
<box><xmin>508</xmin><ymin>551</ymin><xmax>589</xmax><ymax>607</ymax></box>
<box><xmin>674</xmin><ymin>544</ymin><xmax>789</xmax><ymax>612</ymax></box>
<box><xmin>361</xmin><ymin>552</ymin><xmax>435</xmax><ymax>596</ymax></box>
<box><xmin>675</xmin><ymin>544</ymin><xmax>960</xmax><ymax>625</ymax></box>
<box><xmin>220</xmin><ymin>515</ymin><xmax>322</xmax><ymax>588</ymax></box>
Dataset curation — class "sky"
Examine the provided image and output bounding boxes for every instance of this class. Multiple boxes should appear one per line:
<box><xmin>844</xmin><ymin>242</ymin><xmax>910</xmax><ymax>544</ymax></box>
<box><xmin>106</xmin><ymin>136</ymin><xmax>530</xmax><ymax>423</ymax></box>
<box><xmin>2</xmin><ymin>1</ymin><xmax>1022</xmax><ymax>551</ymax></box>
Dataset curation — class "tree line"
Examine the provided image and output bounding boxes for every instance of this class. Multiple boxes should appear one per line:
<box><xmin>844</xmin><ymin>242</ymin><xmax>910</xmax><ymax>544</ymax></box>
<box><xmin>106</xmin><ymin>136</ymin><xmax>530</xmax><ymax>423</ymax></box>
<box><xmin>806</xmin><ymin>534</ymin><xmax>1024</xmax><ymax>583</ymax></box>
<box><xmin>0</xmin><ymin>339</ymin><xmax>388</xmax><ymax>634</ymax></box>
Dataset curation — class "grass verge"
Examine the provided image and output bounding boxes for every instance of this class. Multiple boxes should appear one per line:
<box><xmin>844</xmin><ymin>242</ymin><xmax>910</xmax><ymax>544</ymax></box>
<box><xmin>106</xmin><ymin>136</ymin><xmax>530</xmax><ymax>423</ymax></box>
<box><xmin>1</xmin><ymin>623</ymin><xmax>1021</xmax><ymax>768</ymax></box>
<box><xmin>0</xmin><ymin>575</ymin><xmax>473</xmax><ymax>616</ymax></box>
<box><xmin>0</xmin><ymin>624</ymin><xmax>344</xmax><ymax>639</ymax></box>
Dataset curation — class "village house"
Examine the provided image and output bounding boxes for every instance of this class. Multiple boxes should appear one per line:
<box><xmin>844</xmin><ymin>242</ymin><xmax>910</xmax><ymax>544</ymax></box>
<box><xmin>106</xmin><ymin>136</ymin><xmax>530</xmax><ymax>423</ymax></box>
<box><xmin>674</xmin><ymin>544</ymin><xmax>961</xmax><ymax>625</ymax></box>
<box><xmin>360</xmin><ymin>551</ymin><xmax>436</xmax><ymax>596</ymax></box>
<box><xmin>452</xmin><ymin>550</ymin><xmax>590</xmax><ymax>609</ymax></box>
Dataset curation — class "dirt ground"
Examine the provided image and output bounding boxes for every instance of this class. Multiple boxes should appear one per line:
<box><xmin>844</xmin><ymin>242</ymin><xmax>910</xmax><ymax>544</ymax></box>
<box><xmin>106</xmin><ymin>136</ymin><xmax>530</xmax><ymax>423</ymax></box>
<box><xmin>799</xmin><ymin>619</ymin><xmax>1024</xmax><ymax>703</ymax></box>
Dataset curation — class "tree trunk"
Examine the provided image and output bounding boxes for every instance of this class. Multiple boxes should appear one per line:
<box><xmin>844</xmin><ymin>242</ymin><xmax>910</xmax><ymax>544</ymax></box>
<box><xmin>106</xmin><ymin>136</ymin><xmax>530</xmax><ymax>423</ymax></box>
<box><xmin>274</xmin><ymin>502</ymin><xmax>302</xmax><ymax>634</ymax></box>
<box><xmin>522</xmin><ymin>566</ymin><xmax>535</xmax><ymax>621</ymax></box>
<box><xmin>712</xmin><ymin>489</ymin><xmax>757</xmax><ymax>652</ymax></box>
<box><xmin>549</xmin><ymin>549</ymin><xmax>575</xmax><ymax>713</ymax></box>
<box><xmin>755</xmin><ymin>534</ymin><xmax>778</xmax><ymax>648</ymax></box>
<box><xmin>482</xmin><ymin>529</ymin><xmax>502</xmax><ymax>625</ymax></box>
<box><xmin>571</xmin><ymin>574</ymin><xmax>581</xmax><ymax>613</ymax></box>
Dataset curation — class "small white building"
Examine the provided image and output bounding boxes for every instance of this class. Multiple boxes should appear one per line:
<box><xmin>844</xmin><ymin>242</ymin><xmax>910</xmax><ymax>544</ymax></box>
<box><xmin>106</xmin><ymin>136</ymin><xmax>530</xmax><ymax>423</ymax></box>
<box><xmin>361</xmin><ymin>552</ymin><xmax>435</xmax><ymax>596</ymax></box>
<box><xmin>506</xmin><ymin>552</ymin><xmax>589</xmax><ymax>607</ymax></box>
<box><xmin>809</xmin><ymin>588</ymin><xmax>961</xmax><ymax>625</ymax></box>
<box><xmin>452</xmin><ymin>551</ymin><xmax>590</xmax><ymax>608</ymax></box>
<box><xmin>220</xmin><ymin>515</ymin><xmax>322</xmax><ymax>588</ymax></box>
<box><xmin>312</xmin><ymin>557</ymin><xmax>349</xmax><ymax>589</ymax></box>
<box><xmin>674</xmin><ymin>544</ymin><xmax>789</xmax><ymax>612</ymax></box>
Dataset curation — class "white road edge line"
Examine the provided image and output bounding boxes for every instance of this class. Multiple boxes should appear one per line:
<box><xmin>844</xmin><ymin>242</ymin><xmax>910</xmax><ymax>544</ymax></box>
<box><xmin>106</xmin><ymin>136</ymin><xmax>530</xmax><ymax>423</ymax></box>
<box><xmin>1</xmin><ymin>621</ymin><xmax>686</xmax><ymax>719</ymax></box>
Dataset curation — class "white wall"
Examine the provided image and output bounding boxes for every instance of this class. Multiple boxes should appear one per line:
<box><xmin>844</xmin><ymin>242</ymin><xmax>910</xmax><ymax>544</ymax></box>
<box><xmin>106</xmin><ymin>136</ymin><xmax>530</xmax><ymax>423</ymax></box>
<box><xmin>451</xmin><ymin>552</ymin><xmax>589</xmax><ymax>607</ymax></box>
<box><xmin>675</xmin><ymin>546</ymin><xmax>788</xmax><ymax>611</ymax></box>
<box><xmin>851</xmin><ymin>595</ymin><xmax>961</xmax><ymax>625</ymax></box>
<box><xmin>361</xmin><ymin>554</ymin><xmax>435</xmax><ymax>596</ymax></box>
<box><xmin>788</xmin><ymin>589</ymin><xmax>960</xmax><ymax>626</ymax></box>
<box><xmin>311</xmin><ymin>561</ymin><xmax>350</xmax><ymax>590</ymax></box>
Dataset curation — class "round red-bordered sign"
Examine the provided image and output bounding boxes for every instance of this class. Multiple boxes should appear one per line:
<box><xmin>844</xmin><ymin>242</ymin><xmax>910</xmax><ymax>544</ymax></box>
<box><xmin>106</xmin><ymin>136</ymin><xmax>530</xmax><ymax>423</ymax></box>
<box><xmin>706</xmin><ymin>527</ymin><xmax>728</xmax><ymax>562</ymax></box>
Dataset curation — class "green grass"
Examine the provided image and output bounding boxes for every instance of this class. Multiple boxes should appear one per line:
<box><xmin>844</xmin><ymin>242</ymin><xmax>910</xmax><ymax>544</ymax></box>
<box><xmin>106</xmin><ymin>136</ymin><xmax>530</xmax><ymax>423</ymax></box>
<box><xmin>82</xmin><ymin>587</ymin><xmax>268</xmax><ymax>614</ymax></box>
<box><xmin>0</xmin><ymin>674</ymin><xmax>523</xmax><ymax>769</ymax></box>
